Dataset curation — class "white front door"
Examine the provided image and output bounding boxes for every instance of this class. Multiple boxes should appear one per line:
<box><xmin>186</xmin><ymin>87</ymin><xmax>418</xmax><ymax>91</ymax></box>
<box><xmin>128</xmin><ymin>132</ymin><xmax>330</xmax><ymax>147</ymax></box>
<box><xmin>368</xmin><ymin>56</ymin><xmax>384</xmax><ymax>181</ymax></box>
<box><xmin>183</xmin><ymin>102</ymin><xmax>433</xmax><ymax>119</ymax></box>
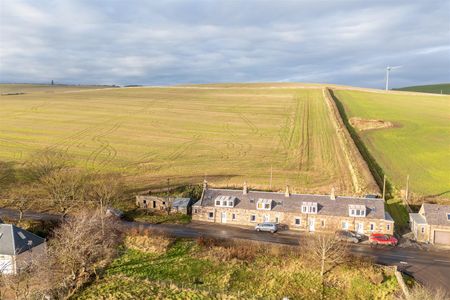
<box><xmin>356</xmin><ymin>222</ymin><xmax>364</xmax><ymax>234</ymax></box>
<box><xmin>221</xmin><ymin>212</ymin><xmax>227</xmax><ymax>223</ymax></box>
<box><xmin>308</xmin><ymin>218</ymin><xmax>315</xmax><ymax>232</ymax></box>
<box><xmin>264</xmin><ymin>215</ymin><xmax>270</xmax><ymax>222</ymax></box>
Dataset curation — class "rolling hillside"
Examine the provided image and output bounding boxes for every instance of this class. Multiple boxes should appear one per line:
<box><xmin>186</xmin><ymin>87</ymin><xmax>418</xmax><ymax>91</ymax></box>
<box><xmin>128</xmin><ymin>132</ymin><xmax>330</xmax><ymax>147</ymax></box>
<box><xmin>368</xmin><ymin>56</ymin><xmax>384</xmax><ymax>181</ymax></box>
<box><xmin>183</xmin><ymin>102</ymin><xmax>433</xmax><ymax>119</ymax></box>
<box><xmin>393</xmin><ymin>83</ymin><xmax>450</xmax><ymax>95</ymax></box>
<box><xmin>0</xmin><ymin>84</ymin><xmax>365</xmax><ymax>194</ymax></box>
<box><xmin>333</xmin><ymin>89</ymin><xmax>450</xmax><ymax>201</ymax></box>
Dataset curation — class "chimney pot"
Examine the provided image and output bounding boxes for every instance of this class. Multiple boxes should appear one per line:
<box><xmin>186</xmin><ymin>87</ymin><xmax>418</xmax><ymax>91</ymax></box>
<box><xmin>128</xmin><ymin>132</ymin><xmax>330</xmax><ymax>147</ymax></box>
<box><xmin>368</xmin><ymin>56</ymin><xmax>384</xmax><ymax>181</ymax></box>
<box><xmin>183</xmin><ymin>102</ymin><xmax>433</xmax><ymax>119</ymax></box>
<box><xmin>330</xmin><ymin>187</ymin><xmax>336</xmax><ymax>200</ymax></box>
<box><xmin>285</xmin><ymin>185</ymin><xmax>290</xmax><ymax>197</ymax></box>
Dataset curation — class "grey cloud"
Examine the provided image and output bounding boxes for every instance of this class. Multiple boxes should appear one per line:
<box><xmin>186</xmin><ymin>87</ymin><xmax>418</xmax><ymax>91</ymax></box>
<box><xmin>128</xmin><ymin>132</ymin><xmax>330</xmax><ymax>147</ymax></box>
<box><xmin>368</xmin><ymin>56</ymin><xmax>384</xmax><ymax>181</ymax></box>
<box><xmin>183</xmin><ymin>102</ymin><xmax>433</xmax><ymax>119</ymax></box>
<box><xmin>0</xmin><ymin>0</ymin><xmax>449</xmax><ymax>88</ymax></box>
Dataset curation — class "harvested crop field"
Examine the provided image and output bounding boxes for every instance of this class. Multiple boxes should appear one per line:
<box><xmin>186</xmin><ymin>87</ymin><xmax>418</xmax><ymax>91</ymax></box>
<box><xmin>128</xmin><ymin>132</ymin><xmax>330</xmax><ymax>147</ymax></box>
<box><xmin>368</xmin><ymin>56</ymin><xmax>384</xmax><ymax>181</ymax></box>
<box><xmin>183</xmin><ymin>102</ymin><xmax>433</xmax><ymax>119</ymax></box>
<box><xmin>333</xmin><ymin>89</ymin><xmax>450</xmax><ymax>200</ymax></box>
<box><xmin>0</xmin><ymin>84</ymin><xmax>361</xmax><ymax>193</ymax></box>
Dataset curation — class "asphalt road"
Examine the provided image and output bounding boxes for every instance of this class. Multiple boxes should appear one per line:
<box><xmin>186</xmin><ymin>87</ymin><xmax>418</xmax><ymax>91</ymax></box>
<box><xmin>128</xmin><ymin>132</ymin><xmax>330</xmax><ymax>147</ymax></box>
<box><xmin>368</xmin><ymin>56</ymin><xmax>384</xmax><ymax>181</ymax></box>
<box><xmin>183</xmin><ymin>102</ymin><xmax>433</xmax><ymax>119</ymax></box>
<box><xmin>2</xmin><ymin>208</ymin><xmax>449</xmax><ymax>292</ymax></box>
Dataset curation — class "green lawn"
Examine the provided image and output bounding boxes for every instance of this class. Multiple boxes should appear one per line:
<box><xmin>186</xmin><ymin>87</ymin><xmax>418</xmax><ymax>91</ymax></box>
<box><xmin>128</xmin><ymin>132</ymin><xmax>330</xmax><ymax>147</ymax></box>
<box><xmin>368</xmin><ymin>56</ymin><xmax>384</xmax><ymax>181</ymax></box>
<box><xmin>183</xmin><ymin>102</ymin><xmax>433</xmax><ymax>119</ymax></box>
<box><xmin>0</xmin><ymin>84</ymin><xmax>355</xmax><ymax>193</ymax></box>
<box><xmin>333</xmin><ymin>90</ymin><xmax>450</xmax><ymax>200</ymax></box>
<box><xmin>75</xmin><ymin>239</ymin><xmax>400</xmax><ymax>299</ymax></box>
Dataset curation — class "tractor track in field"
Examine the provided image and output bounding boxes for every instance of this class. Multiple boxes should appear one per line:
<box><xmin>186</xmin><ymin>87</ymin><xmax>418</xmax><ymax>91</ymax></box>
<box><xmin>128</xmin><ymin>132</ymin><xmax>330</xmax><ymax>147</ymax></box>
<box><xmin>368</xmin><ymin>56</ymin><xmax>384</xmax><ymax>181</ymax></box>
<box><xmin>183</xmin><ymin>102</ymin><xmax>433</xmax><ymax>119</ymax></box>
<box><xmin>85</xmin><ymin>122</ymin><xmax>121</xmax><ymax>171</ymax></box>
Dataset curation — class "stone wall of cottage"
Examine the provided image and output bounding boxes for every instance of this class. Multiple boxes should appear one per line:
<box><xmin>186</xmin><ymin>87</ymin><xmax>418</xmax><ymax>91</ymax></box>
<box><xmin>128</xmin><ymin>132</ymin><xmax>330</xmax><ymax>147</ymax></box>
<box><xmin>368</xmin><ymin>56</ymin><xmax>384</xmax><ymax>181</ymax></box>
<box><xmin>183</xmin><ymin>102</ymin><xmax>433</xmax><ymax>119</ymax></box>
<box><xmin>192</xmin><ymin>206</ymin><xmax>394</xmax><ymax>235</ymax></box>
<box><xmin>136</xmin><ymin>196</ymin><xmax>168</xmax><ymax>210</ymax></box>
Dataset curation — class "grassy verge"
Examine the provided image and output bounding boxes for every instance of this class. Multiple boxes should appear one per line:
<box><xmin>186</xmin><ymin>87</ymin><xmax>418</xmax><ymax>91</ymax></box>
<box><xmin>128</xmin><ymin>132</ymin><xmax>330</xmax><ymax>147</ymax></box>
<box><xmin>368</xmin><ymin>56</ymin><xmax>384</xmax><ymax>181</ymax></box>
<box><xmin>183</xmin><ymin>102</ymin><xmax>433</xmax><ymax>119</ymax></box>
<box><xmin>124</xmin><ymin>209</ymin><xmax>191</xmax><ymax>224</ymax></box>
<box><xmin>386</xmin><ymin>198</ymin><xmax>410</xmax><ymax>232</ymax></box>
<box><xmin>75</xmin><ymin>235</ymin><xmax>400</xmax><ymax>299</ymax></box>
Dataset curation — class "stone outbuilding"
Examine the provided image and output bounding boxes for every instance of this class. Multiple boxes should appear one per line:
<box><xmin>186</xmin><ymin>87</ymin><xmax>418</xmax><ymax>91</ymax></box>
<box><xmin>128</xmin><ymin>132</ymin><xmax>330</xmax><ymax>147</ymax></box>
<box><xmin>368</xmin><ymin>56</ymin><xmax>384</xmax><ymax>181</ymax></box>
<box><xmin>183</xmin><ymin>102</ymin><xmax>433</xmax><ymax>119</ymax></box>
<box><xmin>410</xmin><ymin>203</ymin><xmax>450</xmax><ymax>245</ymax></box>
<box><xmin>172</xmin><ymin>198</ymin><xmax>194</xmax><ymax>214</ymax></box>
<box><xmin>136</xmin><ymin>195</ymin><xmax>172</xmax><ymax>210</ymax></box>
<box><xmin>192</xmin><ymin>181</ymin><xmax>394</xmax><ymax>235</ymax></box>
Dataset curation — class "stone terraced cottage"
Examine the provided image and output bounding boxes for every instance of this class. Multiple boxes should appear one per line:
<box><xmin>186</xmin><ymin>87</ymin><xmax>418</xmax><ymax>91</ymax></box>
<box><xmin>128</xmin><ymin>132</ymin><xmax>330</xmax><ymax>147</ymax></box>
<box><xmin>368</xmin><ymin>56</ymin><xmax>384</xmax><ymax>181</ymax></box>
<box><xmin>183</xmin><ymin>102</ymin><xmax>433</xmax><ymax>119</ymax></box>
<box><xmin>192</xmin><ymin>181</ymin><xmax>394</xmax><ymax>235</ymax></box>
<box><xmin>410</xmin><ymin>203</ymin><xmax>450</xmax><ymax>245</ymax></box>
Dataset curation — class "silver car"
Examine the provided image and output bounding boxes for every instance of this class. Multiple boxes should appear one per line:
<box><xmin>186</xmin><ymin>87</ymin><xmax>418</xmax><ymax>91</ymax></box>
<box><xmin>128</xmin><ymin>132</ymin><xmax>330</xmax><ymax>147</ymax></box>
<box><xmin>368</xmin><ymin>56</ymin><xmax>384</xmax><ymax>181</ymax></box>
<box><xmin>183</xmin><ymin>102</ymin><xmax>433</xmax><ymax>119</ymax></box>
<box><xmin>255</xmin><ymin>222</ymin><xmax>278</xmax><ymax>233</ymax></box>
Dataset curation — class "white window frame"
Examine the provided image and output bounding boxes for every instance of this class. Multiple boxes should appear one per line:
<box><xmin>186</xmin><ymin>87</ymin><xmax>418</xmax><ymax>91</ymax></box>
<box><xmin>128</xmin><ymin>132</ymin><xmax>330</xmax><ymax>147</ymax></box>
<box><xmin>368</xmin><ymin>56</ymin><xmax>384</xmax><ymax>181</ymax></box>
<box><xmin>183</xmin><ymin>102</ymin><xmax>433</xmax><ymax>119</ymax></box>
<box><xmin>349</xmin><ymin>205</ymin><xmax>366</xmax><ymax>217</ymax></box>
<box><xmin>208</xmin><ymin>212</ymin><xmax>214</xmax><ymax>219</ymax></box>
<box><xmin>342</xmin><ymin>221</ymin><xmax>349</xmax><ymax>230</ymax></box>
<box><xmin>447</xmin><ymin>213</ymin><xmax>450</xmax><ymax>221</ymax></box>
<box><xmin>301</xmin><ymin>202</ymin><xmax>318</xmax><ymax>214</ymax></box>
<box><xmin>250</xmin><ymin>214</ymin><xmax>256</xmax><ymax>222</ymax></box>
<box><xmin>294</xmin><ymin>217</ymin><xmax>301</xmax><ymax>226</ymax></box>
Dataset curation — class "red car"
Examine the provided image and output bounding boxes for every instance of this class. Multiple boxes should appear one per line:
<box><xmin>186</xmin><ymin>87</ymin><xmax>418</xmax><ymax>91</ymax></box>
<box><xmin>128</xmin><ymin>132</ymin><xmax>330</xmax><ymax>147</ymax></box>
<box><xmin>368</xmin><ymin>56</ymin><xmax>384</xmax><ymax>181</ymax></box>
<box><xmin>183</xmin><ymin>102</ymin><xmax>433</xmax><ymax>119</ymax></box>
<box><xmin>369</xmin><ymin>234</ymin><xmax>398</xmax><ymax>246</ymax></box>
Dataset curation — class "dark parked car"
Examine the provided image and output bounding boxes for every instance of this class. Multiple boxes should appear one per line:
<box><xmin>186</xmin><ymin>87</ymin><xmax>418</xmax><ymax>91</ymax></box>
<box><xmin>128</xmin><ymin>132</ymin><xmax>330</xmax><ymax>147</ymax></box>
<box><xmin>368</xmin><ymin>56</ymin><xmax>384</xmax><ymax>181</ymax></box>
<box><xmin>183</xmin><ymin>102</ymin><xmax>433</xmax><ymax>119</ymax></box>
<box><xmin>369</xmin><ymin>234</ymin><xmax>398</xmax><ymax>246</ymax></box>
<box><xmin>336</xmin><ymin>230</ymin><xmax>362</xmax><ymax>243</ymax></box>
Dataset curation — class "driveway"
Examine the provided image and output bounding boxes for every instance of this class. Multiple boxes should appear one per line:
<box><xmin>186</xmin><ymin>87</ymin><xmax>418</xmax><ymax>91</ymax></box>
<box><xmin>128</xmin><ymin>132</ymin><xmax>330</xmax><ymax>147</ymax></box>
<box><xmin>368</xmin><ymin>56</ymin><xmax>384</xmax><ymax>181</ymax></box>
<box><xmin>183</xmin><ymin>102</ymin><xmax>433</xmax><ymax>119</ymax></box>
<box><xmin>1</xmin><ymin>208</ymin><xmax>449</xmax><ymax>292</ymax></box>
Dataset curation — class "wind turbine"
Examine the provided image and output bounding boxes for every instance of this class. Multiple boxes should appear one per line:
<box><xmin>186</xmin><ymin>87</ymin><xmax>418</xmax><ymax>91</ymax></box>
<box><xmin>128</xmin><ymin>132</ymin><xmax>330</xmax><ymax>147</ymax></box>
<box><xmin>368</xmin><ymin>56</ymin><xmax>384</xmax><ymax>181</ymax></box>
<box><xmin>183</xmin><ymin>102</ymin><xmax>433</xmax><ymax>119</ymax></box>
<box><xmin>385</xmin><ymin>65</ymin><xmax>402</xmax><ymax>91</ymax></box>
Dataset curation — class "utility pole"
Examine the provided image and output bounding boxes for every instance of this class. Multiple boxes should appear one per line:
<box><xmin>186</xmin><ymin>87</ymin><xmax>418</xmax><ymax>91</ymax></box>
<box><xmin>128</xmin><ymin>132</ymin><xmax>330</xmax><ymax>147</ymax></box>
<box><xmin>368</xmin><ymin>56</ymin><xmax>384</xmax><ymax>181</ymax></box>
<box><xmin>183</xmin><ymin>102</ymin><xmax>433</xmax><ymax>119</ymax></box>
<box><xmin>405</xmin><ymin>174</ymin><xmax>410</xmax><ymax>203</ymax></box>
<box><xmin>382</xmin><ymin>175</ymin><xmax>386</xmax><ymax>201</ymax></box>
<box><xmin>269</xmin><ymin>165</ymin><xmax>273</xmax><ymax>190</ymax></box>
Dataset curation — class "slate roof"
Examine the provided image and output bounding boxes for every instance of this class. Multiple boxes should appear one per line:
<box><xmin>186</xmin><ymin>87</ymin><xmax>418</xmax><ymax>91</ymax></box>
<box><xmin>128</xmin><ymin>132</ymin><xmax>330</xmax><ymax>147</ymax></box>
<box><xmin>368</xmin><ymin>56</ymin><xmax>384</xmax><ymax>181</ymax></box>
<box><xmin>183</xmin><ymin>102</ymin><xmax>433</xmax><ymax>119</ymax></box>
<box><xmin>197</xmin><ymin>188</ymin><xmax>390</xmax><ymax>220</ymax></box>
<box><xmin>410</xmin><ymin>213</ymin><xmax>426</xmax><ymax>225</ymax></box>
<box><xmin>173</xmin><ymin>198</ymin><xmax>192</xmax><ymax>208</ymax></box>
<box><xmin>0</xmin><ymin>224</ymin><xmax>46</xmax><ymax>256</ymax></box>
<box><xmin>422</xmin><ymin>204</ymin><xmax>450</xmax><ymax>226</ymax></box>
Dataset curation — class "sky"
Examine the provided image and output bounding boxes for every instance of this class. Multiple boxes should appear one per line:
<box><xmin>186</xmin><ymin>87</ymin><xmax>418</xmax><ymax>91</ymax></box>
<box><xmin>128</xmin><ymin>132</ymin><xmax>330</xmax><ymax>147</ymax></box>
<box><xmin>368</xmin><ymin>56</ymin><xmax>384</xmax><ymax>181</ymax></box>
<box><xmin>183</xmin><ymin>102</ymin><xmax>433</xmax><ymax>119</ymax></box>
<box><xmin>1</xmin><ymin>0</ymin><xmax>449</xmax><ymax>88</ymax></box>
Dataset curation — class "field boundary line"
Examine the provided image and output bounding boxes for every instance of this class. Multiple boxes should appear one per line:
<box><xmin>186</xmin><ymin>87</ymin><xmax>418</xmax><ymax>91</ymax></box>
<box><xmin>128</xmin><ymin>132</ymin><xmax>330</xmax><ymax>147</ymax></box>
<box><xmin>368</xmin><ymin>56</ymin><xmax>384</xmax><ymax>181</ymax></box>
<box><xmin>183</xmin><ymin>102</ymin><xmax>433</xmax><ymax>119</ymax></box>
<box><xmin>322</xmin><ymin>88</ymin><xmax>379</xmax><ymax>195</ymax></box>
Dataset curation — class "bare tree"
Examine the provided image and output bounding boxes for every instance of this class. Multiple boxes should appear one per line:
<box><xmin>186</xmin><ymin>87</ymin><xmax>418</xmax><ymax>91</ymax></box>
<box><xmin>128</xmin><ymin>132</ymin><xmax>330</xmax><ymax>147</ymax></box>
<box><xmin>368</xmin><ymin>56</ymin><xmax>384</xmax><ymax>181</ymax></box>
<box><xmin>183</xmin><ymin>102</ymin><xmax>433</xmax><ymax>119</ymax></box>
<box><xmin>6</xmin><ymin>184</ymin><xmax>39</xmax><ymax>223</ymax></box>
<box><xmin>40</xmin><ymin>168</ymin><xmax>88</xmax><ymax>220</ymax></box>
<box><xmin>26</xmin><ymin>150</ymin><xmax>70</xmax><ymax>181</ymax></box>
<box><xmin>88</xmin><ymin>173</ymin><xmax>124</xmax><ymax>236</ymax></box>
<box><xmin>306</xmin><ymin>234</ymin><xmax>348</xmax><ymax>297</ymax></box>
<box><xmin>34</xmin><ymin>210</ymin><xmax>122</xmax><ymax>299</ymax></box>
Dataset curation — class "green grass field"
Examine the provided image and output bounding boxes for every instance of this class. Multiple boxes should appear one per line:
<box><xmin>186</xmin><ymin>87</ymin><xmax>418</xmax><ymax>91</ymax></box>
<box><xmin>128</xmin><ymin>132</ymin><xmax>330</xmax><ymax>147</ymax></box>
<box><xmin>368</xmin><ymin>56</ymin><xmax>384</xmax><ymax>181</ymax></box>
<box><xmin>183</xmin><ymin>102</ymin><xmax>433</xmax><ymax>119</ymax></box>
<box><xmin>0</xmin><ymin>84</ymin><xmax>354</xmax><ymax>193</ymax></box>
<box><xmin>333</xmin><ymin>90</ymin><xmax>450</xmax><ymax>200</ymax></box>
<box><xmin>393</xmin><ymin>83</ymin><xmax>450</xmax><ymax>95</ymax></box>
<box><xmin>75</xmin><ymin>238</ymin><xmax>399</xmax><ymax>299</ymax></box>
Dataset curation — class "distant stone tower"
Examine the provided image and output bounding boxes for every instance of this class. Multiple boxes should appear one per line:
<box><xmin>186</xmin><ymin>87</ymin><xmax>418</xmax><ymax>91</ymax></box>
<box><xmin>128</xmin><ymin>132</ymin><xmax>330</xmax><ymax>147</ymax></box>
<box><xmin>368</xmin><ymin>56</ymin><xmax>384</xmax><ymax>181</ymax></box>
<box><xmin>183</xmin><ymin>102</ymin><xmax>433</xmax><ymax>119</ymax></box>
<box><xmin>51</xmin><ymin>80</ymin><xmax>54</xmax><ymax>85</ymax></box>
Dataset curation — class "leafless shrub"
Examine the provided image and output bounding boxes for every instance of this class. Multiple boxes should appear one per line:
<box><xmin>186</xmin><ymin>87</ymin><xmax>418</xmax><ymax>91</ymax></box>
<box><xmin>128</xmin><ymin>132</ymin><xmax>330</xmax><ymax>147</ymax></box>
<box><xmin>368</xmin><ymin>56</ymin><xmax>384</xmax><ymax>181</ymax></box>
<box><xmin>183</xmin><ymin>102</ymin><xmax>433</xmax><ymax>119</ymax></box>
<box><xmin>397</xmin><ymin>285</ymin><xmax>448</xmax><ymax>300</ymax></box>
<box><xmin>32</xmin><ymin>210</ymin><xmax>122</xmax><ymax>299</ymax></box>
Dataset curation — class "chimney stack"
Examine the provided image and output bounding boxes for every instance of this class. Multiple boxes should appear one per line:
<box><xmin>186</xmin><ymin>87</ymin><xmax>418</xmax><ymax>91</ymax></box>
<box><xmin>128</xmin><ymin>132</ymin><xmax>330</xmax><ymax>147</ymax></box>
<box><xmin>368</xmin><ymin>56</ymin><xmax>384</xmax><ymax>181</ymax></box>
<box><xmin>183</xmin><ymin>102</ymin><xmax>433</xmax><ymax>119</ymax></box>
<box><xmin>330</xmin><ymin>187</ymin><xmax>336</xmax><ymax>200</ymax></box>
<box><xmin>243</xmin><ymin>181</ymin><xmax>248</xmax><ymax>195</ymax></box>
<box><xmin>203</xmin><ymin>179</ymin><xmax>208</xmax><ymax>190</ymax></box>
<box><xmin>285</xmin><ymin>185</ymin><xmax>290</xmax><ymax>197</ymax></box>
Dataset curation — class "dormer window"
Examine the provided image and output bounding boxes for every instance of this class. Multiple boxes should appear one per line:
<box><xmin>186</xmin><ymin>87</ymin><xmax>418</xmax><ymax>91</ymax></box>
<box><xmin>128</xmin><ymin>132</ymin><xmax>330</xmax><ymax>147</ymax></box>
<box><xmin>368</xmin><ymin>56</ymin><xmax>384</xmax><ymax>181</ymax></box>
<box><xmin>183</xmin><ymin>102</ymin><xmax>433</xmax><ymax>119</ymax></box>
<box><xmin>257</xmin><ymin>198</ymin><xmax>273</xmax><ymax>210</ymax></box>
<box><xmin>349</xmin><ymin>205</ymin><xmax>366</xmax><ymax>217</ymax></box>
<box><xmin>301</xmin><ymin>202</ymin><xmax>318</xmax><ymax>214</ymax></box>
<box><xmin>214</xmin><ymin>196</ymin><xmax>236</xmax><ymax>208</ymax></box>
<box><xmin>447</xmin><ymin>213</ymin><xmax>450</xmax><ymax>221</ymax></box>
